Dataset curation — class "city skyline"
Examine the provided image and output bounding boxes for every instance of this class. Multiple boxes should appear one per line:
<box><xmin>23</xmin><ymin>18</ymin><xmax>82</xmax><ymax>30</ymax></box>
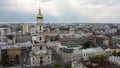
<box><xmin>0</xmin><ymin>0</ymin><xmax>120</xmax><ymax>23</ymax></box>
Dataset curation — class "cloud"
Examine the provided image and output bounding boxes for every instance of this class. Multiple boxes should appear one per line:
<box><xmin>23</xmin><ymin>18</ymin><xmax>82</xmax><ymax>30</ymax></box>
<box><xmin>0</xmin><ymin>0</ymin><xmax>120</xmax><ymax>23</ymax></box>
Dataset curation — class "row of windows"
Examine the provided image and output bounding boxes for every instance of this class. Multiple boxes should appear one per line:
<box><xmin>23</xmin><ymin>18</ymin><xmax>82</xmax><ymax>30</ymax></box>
<box><xmin>33</xmin><ymin>57</ymin><xmax>43</xmax><ymax>60</ymax></box>
<box><xmin>32</xmin><ymin>60</ymin><xmax>50</xmax><ymax>64</ymax></box>
<box><xmin>33</xmin><ymin>56</ymin><xmax>50</xmax><ymax>60</ymax></box>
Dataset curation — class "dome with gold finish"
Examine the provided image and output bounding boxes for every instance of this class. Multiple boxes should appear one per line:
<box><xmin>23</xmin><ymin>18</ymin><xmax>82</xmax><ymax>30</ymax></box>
<box><xmin>37</xmin><ymin>8</ymin><xmax>43</xmax><ymax>19</ymax></box>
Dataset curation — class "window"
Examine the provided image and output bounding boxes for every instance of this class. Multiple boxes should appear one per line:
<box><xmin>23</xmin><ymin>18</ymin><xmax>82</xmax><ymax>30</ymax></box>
<box><xmin>40</xmin><ymin>46</ymin><xmax>42</xmax><ymax>50</ymax></box>
<box><xmin>40</xmin><ymin>26</ymin><xmax>41</xmax><ymax>31</ymax></box>
<box><xmin>40</xmin><ymin>57</ymin><xmax>43</xmax><ymax>59</ymax></box>
<box><xmin>48</xmin><ymin>56</ymin><xmax>49</xmax><ymax>58</ymax></box>
<box><xmin>40</xmin><ymin>61</ymin><xmax>43</xmax><ymax>64</ymax></box>
<box><xmin>40</xmin><ymin>37</ymin><xmax>42</xmax><ymax>40</ymax></box>
<box><xmin>33</xmin><ymin>62</ymin><xmax>34</xmax><ymax>64</ymax></box>
<box><xmin>33</xmin><ymin>58</ymin><xmax>34</xmax><ymax>60</ymax></box>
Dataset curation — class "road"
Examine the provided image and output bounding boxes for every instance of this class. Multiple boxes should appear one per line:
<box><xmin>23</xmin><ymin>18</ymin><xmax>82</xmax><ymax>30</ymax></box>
<box><xmin>20</xmin><ymin>48</ymin><xmax>30</xmax><ymax>68</ymax></box>
<box><xmin>52</xmin><ymin>48</ymin><xmax>65</xmax><ymax>68</ymax></box>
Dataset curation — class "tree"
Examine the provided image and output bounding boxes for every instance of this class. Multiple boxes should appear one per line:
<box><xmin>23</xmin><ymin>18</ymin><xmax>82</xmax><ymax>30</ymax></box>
<box><xmin>6</xmin><ymin>35</ymin><xmax>13</xmax><ymax>40</ymax></box>
<box><xmin>80</xmin><ymin>57</ymin><xmax>84</xmax><ymax>62</ymax></box>
<box><xmin>1</xmin><ymin>54</ymin><xmax>9</xmax><ymax>66</ymax></box>
<box><xmin>59</xmin><ymin>26</ymin><xmax>70</xmax><ymax>31</ymax></box>
<box><xmin>112</xmin><ymin>51</ymin><xmax>120</xmax><ymax>56</ymax></box>
<box><xmin>53</xmin><ymin>63</ymin><xmax>61</xmax><ymax>68</ymax></box>
<box><xmin>50</xmin><ymin>36</ymin><xmax>55</xmax><ymax>41</ymax></box>
<box><xmin>15</xmin><ymin>54</ymin><xmax>19</xmax><ymax>64</ymax></box>
<box><xmin>88</xmin><ymin>54</ymin><xmax>107</xmax><ymax>62</ymax></box>
<box><xmin>83</xmin><ymin>41</ymin><xmax>94</xmax><ymax>49</ymax></box>
<box><xmin>65</xmin><ymin>64</ymin><xmax>71</xmax><ymax>68</ymax></box>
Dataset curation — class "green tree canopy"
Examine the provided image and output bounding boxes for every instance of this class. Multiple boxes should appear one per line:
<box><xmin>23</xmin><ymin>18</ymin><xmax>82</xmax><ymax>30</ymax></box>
<box><xmin>53</xmin><ymin>63</ymin><xmax>61</xmax><ymax>68</ymax></box>
<box><xmin>1</xmin><ymin>54</ymin><xmax>9</xmax><ymax>66</ymax></box>
<box><xmin>88</xmin><ymin>54</ymin><xmax>107</xmax><ymax>62</ymax></box>
<box><xmin>83</xmin><ymin>41</ymin><xmax>94</xmax><ymax>49</ymax></box>
<box><xmin>6</xmin><ymin>35</ymin><xmax>13</xmax><ymax>40</ymax></box>
<box><xmin>112</xmin><ymin>51</ymin><xmax>120</xmax><ymax>56</ymax></box>
<box><xmin>15</xmin><ymin>54</ymin><xmax>19</xmax><ymax>64</ymax></box>
<box><xmin>65</xmin><ymin>64</ymin><xmax>71</xmax><ymax>68</ymax></box>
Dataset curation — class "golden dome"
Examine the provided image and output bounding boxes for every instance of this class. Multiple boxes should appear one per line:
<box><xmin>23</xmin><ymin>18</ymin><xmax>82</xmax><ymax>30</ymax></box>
<box><xmin>37</xmin><ymin>14</ymin><xmax>43</xmax><ymax>19</ymax></box>
<box><xmin>37</xmin><ymin>8</ymin><xmax>43</xmax><ymax>19</ymax></box>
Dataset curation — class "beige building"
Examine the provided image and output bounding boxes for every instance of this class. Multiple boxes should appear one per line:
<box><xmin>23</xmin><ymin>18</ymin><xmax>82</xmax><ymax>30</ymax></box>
<box><xmin>94</xmin><ymin>35</ymin><xmax>109</xmax><ymax>46</ymax></box>
<box><xmin>60</xmin><ymin>47</ymin><xmax>73</xmax><ymax>63</ymax></box>
<box><xmin>23</xmin><ymin>24</ymin><xmax>29</xmax><ymax>34</ymax></box>
<box><xmin>105</xmin><ymin>45</ymin><xmax>120</xmax><ymax>55</ymax></box>
<box><xmin>7</xmin><ymin>47</ymin><xmax>21</xmax><ymax>59</ymax></box>
<box><xmin>69</xmin><ymin>27</ymin><xmax>75</xmax><ymax>34</ymax></box>
<box><xmin>30</xmin><ymin>8</ymin><xmax>51</xmax><ymax>66</ymax></box>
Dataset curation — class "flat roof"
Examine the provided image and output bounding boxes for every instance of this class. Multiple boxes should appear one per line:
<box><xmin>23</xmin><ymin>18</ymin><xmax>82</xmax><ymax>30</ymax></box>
<box><xmin>60</xmin><ymin>48</ymin><xmax>73</xmax><ymax>53</ymax></box>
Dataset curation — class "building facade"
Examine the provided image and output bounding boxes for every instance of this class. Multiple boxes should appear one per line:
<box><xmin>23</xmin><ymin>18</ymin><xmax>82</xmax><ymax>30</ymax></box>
<box><xmin>73</xmin><ymin>47</ymin><xmax>104</xmax><ymax>61</ymax></box>
<box><xmin>94</xmin><ymin>35</ymin><xmax>109</xmax><ymax>46</ymax></box>
<box><xmin>109</xmin><ymin>56</ymin><xmax>120</xmax><ymax>66</ymax></box>
<box><xmin>0</xmin><ymin>47</ymin><xmax>1</xmax><ymax>62</ymax></box>
<box><xmin>60</xmin><ymin>47</ymin><xmax>73</xmax><ymax>63</ymax></box>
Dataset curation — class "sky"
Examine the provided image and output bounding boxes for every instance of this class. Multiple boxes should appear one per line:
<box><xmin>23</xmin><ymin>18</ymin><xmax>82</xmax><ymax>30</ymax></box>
<box><xmin>0</xmin><ymin>0</ymin><xmax>120</xmax><ymax>23</ymax></box>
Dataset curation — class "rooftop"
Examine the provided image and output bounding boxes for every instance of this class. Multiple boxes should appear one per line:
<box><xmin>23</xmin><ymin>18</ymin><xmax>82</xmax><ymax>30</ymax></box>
<box><xmin>0</xmin><ymin>41</ymin><xmax>32</xmax><ymax>49</ymax></box>
<box><xmin>60</xmin><ymin>47</ymin><xmax>73</xmax><ymax>53</ymax></box>
<box><xmin>81</xmin><ymin>47</ymin><xmax>103</xmax><ymax>54</ymax></box>
<box><xmin>108</xmin><ymin>45</ymin><xmax>120</xmax><ymax>49</ymax></box>
<box><xmin>73</xmin><ymin>47</ymin><xmax>103</xmax><ymax>54</ymax></box>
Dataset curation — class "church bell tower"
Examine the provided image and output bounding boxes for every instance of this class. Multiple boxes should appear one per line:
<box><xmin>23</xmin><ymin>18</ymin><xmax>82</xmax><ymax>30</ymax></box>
<box><xmin>30</xmin><ymin>7</ymin><xmax>51</xmax><ymax>66</ymax></box>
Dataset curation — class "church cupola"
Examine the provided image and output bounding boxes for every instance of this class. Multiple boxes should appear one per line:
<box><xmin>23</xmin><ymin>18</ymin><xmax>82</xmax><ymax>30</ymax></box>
<box><xmin>37</xmin><ymin>8</ymin><xmax>43</xmax><ymax>19</ymax></box>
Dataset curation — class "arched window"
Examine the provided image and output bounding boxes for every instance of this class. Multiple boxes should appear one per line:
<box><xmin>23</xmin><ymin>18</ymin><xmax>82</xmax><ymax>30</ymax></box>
<box><xmin>40</xmin><ymin>57</ymin><xmax>43</xmax><ymax>59</ymax></box>
<box><xmin>40</xmin><ymin>26</ymin><xmax>41</xmax><ymax>31</ymax></box>
<box><xmin>40</xmin><ymin>61</ymin><xmax>43</xmax><ymax>64</ymax></box>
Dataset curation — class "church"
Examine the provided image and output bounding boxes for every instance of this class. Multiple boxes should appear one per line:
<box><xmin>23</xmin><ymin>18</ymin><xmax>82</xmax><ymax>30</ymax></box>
<box><xmin>30</xmin><ymin>8</ymin><xmax>52</xmax><ymax>66</ymax></box>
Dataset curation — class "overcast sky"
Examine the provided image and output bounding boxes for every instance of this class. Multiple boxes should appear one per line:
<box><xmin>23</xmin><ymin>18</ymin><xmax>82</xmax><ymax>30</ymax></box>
<box><xmin>0</xmin><ymin>0</ymin><xmax>120</xmax><ymax>23</ymax></box>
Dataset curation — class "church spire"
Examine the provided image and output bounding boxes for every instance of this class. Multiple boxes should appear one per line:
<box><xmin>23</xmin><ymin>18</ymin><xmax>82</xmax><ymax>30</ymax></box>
<box><xmin>38</xmin><ymin>7</ymin><xmax>41</xmax><ymax>14</ymax></box>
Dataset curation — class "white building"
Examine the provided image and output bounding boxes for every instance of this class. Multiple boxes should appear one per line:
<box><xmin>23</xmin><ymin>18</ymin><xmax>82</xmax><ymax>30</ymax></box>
<box><xmin>0</xmin><ymin>28</ymin><xmax>6</xmax><ymax>42</ymax></box>
<box><xmin>73</xmin><ymin>47</ymin><xmax>104</xmax><ymax>61</ymax></box>
<box><xmin>0</xmin><ymin>41</ymin><xmax>32</xmax><ymax>49</ymax></box>
<box><xmin>111</xmin><ymin>35</ymin><xmax>120</xmax><ymax>44</ymax></box>
<box><xmin>109</xmin><ymin>56</ymin><xmax>120</xmax><ymax>65</ymax></box>
<box><xmin>30</xmin><ymin>8</ymin><xmax>51</xmax><ymax>66</ymax></box>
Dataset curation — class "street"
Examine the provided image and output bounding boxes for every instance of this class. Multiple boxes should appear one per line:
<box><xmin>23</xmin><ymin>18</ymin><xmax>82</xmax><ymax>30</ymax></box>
<box><xmin>20</xmin><ymin>48</ymin><xmax>30</xmax><ymax>68</ymax></box>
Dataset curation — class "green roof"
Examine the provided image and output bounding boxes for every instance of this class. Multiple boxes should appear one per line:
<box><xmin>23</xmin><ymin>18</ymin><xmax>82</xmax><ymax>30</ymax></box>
<box><xmin>66</xmin><ymin>43</ymin><xmax>81</xmax><ymax>48</ymax></box>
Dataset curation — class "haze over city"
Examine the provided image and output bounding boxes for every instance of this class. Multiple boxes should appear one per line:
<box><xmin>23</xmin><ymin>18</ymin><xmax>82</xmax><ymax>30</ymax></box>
<box><xmin>0</xmin><ymin>0</ymin><xmax>120</xmax><ymax>68</ymax></box>
<box><xmin>0</xmin><ymin>0</ymin><xmax>120</xmax><ymax>23</ymax></box>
